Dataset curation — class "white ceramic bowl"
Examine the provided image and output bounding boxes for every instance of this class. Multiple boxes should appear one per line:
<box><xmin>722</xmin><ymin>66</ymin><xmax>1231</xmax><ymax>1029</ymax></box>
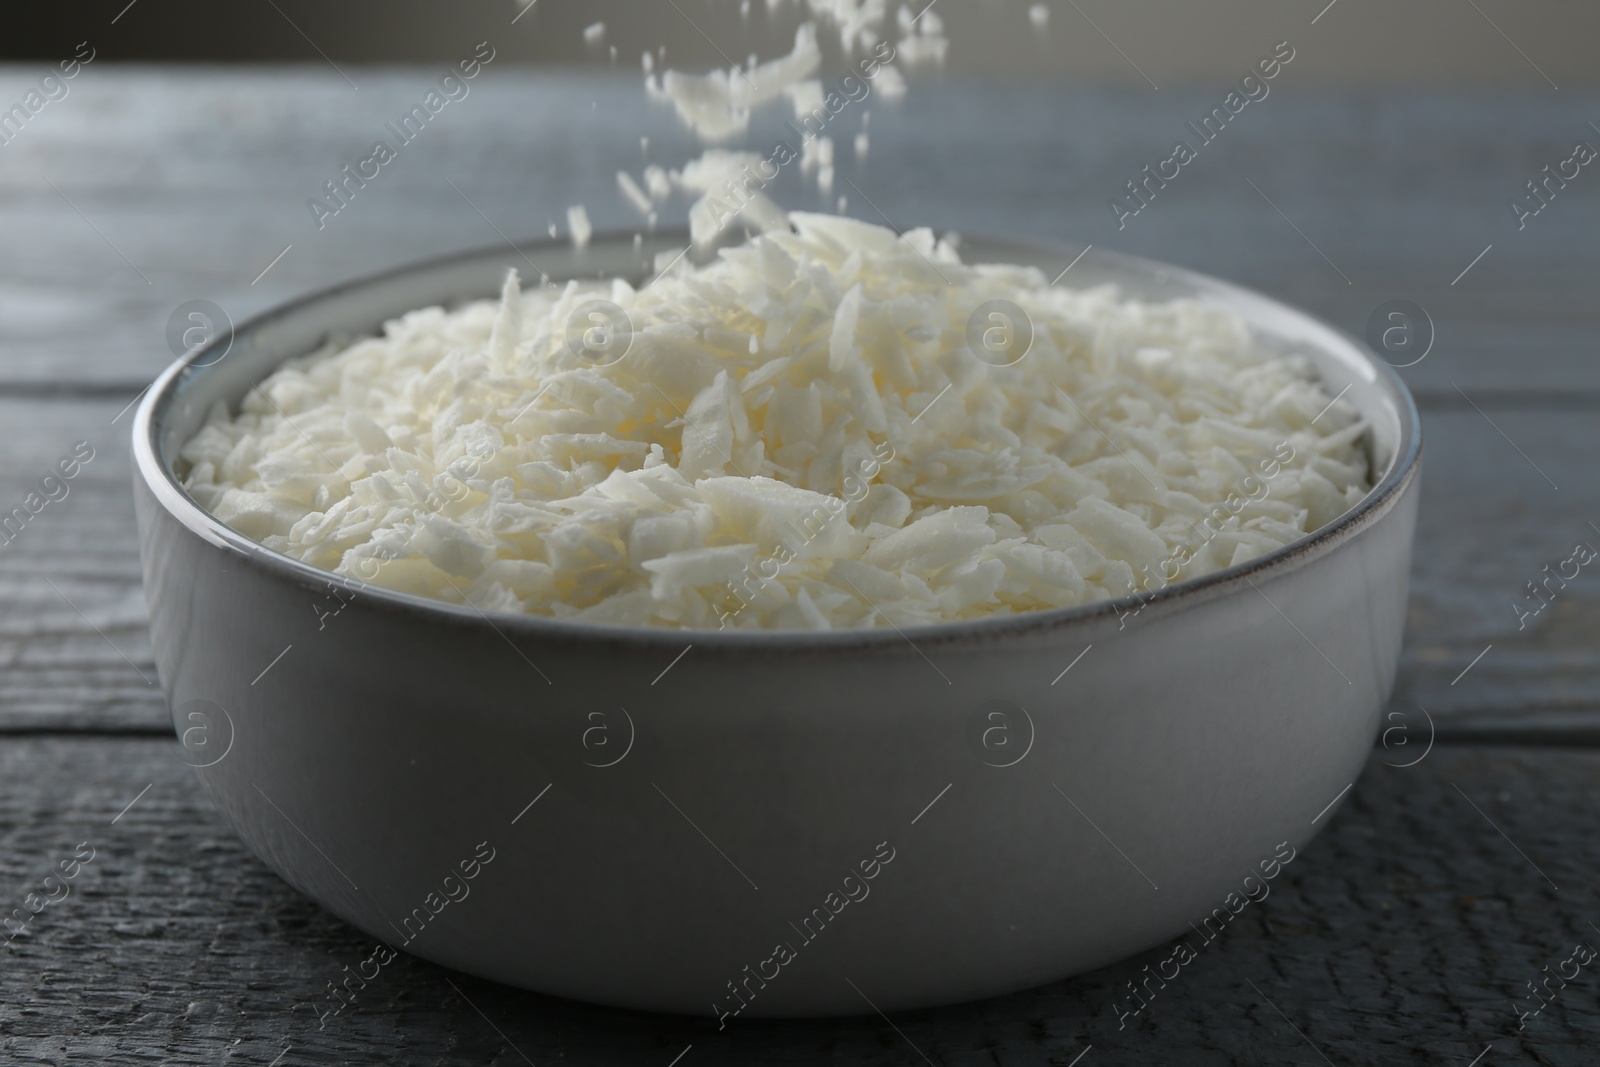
<box><xmin>133</xmin><ymin>233</ymin><xmax>1420</xmax><ymax>1017</ymax></box>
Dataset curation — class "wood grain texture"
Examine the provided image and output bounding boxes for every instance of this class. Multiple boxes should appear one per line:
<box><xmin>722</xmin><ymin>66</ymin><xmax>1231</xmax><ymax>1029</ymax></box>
<box><xmin>0</xmin><ymin>70</ymin><xmax>1594</xmax><ymax>396</ymax></box>
<box><xmin>0</xmin><ymin>737</ymin><xmax>1595</xmax><ymax>1066</ymax></box>
<box><xmin>1</xmin><ymin>69</ymin><xmax>1597</xmax><ymax>1067</ymax></box>
<box><xmin>0</xmin><ymin>397</ymin><xmax>156</xmax><ymax>732</ymax></box>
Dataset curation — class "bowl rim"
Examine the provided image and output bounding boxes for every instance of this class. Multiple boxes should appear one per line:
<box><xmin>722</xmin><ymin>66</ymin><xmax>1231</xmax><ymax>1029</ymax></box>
<box><xmin>132</xmin><ymin>231</ymin><xmax>1422</xmax><ymax>650</ymax></box>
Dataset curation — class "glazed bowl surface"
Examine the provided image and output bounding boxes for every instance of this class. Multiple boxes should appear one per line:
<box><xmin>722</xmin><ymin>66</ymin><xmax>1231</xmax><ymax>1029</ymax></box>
<box><xmin>132</xmin><ymin>232</ymin><xmax>1421</xmax><ymax>1017</ymax></box>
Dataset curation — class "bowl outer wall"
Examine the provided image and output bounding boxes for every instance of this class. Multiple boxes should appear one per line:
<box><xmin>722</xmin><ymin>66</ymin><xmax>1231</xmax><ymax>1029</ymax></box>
<box><xmin>132</xmin><ymin>233</ymin><xmax>1421</xmax><ymax>1017</ymax></box>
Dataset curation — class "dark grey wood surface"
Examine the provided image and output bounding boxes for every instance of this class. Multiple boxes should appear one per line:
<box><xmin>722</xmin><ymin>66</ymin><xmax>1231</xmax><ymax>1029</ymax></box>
<box><xmin>1</xmin><ymin>69</ymin><xmax>1597</xmax><ymax>1062</ymax></box>
<box><xmin>3</xmin><ymin>740</ymin><xmax>1596</xmax><ymax>1066</ymax></box>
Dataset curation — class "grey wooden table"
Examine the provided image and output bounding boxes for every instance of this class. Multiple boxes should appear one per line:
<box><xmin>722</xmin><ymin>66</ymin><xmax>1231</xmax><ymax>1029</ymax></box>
<box><xmin>1</xmin><ymin>66</ymin><xmax>1597</xmax><ymax>1065</ymax></box>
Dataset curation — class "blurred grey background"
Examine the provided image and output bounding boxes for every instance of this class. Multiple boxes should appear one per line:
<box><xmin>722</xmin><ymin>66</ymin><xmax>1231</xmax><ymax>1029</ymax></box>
<box><xmin>5</xmin><ymin>0</ymin><xmax>1591</xmax><ymax>85</ymax></box>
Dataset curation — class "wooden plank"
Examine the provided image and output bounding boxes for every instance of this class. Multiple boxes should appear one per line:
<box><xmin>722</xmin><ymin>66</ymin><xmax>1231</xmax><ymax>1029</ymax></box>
<box><xmin>3</xmin><ymin>396</ymin><xmax>1599</xmax><ymax>733</ymax></box>
<box><xmin>0</xmin><ymin>397</ymin><xmax>160</xmax><ymax>731</ymax></box>
<box><xmin>1401</xmin><ymin>404</ymin><xmax>1600</xmax><ymax>723</ymax></box>
<box><xmin>0</xmin><ymin>71</ymin><xmax>1593</xmax><ymax>394</ymax></box>
<box><xmin>0</xmin><ymin>72</ymin><xmax>1594</xmax><ymax>732</ymax></box>
<box><xmin>0</xmin><ymin>736</ymin><xmax>1594</xmax><ymax>1064</ymax></box>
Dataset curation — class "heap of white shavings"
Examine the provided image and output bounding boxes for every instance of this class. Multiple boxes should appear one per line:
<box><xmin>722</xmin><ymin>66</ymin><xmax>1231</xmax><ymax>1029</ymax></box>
<box><xmin>181</xmin><ymin>214</ymin><xmax>1371</xmax><ymax>631</ymax></box>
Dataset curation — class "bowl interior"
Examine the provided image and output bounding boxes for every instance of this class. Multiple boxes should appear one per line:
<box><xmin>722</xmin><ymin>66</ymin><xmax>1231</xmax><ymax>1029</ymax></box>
<box><xmin>139</xmin><ymin>231</ymin><xmax>1419</xmax><ymax>636</ymax></box>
